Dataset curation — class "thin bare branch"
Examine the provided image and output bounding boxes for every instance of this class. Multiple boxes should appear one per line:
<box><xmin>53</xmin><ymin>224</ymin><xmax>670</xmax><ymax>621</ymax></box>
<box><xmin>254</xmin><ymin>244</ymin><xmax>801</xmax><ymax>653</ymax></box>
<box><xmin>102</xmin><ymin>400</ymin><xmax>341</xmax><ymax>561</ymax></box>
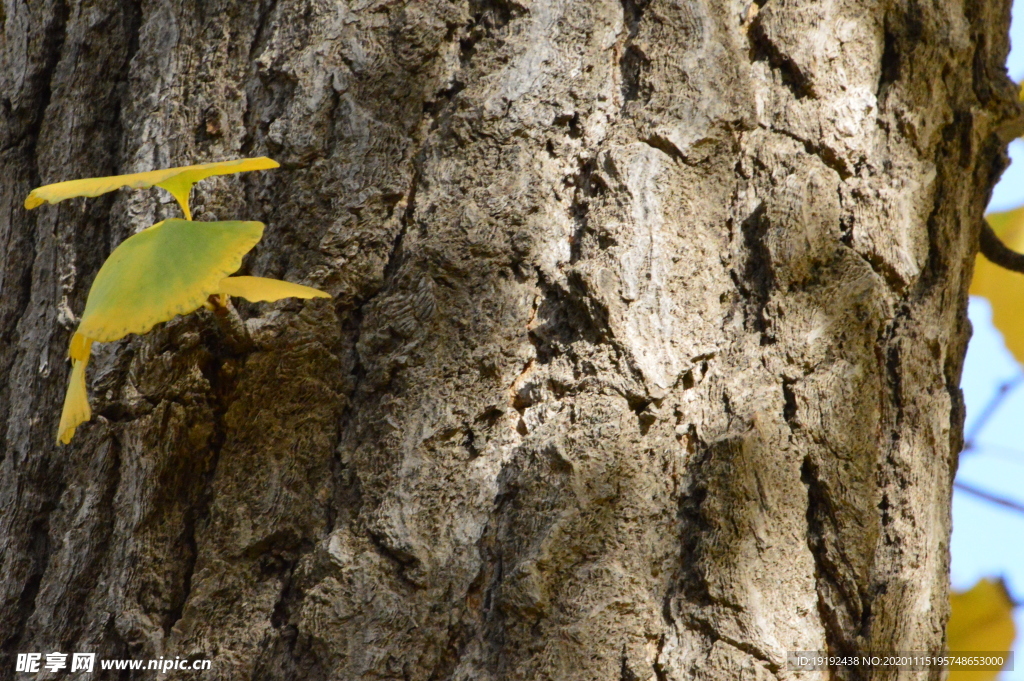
<box><xmin>955</xmin><ymin>481</ymin><xmax>1024</xmax><ymax>516</ymax></box>
<box><xmin>963</xmin><ymin>373</ymin><xmax>1024</xmax><ymax>451</ymax></box>
<box><xmin>980</xmin><ymin>220</ymin><xmax>1024</xmax><ymax>273</ymax></box>
<box><xmin>962</xmin><ymin>442</ymin><xmax>1024</xmax><ymax>463</ymax></box>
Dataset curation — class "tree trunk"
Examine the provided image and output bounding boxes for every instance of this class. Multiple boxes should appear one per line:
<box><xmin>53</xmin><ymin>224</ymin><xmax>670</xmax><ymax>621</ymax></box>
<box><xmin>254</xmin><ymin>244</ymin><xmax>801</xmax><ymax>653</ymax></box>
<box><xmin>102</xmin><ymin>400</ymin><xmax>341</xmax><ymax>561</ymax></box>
<box><xmin>1</xmin><ymin>0</ymin><xmax>1019</xmax><ymax>679</ymax></box>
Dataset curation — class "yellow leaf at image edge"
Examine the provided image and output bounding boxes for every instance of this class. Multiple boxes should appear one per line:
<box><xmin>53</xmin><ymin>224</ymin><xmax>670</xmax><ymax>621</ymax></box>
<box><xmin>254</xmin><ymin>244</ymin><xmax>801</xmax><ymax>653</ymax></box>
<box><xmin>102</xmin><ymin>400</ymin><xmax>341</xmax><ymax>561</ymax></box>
<box><xmin>24</xmin><ymin>157</ymin><xmax>279</xmax><ymax>220</ymax></box>
<box><xmin>947</xmin><ymin>578</ymin><xmax>1016</xmax><ymax>681</ymax></box>
<box><xmin>971</xmin><ymin>206</ymin><xmax>1024</xmax><ymax>366</ymax></box>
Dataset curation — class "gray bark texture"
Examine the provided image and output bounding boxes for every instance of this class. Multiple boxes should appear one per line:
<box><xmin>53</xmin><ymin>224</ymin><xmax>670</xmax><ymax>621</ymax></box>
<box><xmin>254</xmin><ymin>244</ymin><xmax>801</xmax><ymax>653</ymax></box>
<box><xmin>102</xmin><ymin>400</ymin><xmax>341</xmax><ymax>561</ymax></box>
<box><xmin>1</xmin><ymin>0</ymin><xmax>1020</xmax><ymax>679</ymax></box>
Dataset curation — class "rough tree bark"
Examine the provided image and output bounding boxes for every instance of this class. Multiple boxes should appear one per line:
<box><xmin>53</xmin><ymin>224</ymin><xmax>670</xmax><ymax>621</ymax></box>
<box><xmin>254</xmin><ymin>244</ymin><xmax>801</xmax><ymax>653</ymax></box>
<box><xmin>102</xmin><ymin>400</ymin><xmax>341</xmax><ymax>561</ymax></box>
<box><xmin>1</xmin><ymin>0</ymin><xmax>1020</xmax><ymax>679</ymax></box>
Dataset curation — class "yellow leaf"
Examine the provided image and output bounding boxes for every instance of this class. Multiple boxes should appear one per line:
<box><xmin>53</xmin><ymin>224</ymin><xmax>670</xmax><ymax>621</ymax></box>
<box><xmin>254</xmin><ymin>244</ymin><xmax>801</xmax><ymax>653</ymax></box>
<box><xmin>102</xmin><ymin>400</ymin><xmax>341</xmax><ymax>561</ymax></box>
<box><xmin>218</xmin><ymin>276</ymin><xmax>331</xmax><ymax>302</ymax></box>
<box><xmin>947</xmin><ymin>578</ymin><xmax>1016</xmax><ymax>681</ymax></box>
<box><xmin>77</xmin><ymin>219</ymin><xmax>265</xmax><ymax>342</ymax></box>
<box><xmin>56</xmin><ymin>218</ymin><xmax>260</xmax><ymax>445</ymax></box>
<box><xmin>971</xmin><ymin>206</ymin><xmax>1024</xmax><ymax>366</ymax></box>
<box><xmin>57</xmin><ymin>337</ymin><xmax>92</xmax><ymax>445</ymax></box>
<box><xmin>57</xmin><ymin>219</ymin><xmax>332</xmax><ymax>444</ymax></box>
<box><xmin>24</xmin><ymin>157</ymin><xmax>279</xmax><ymax>220</ymax></box>
<box><xmin>68</xmin><ymin>331</ymin><xmax>91</xmax><ymax>361</ymax></box>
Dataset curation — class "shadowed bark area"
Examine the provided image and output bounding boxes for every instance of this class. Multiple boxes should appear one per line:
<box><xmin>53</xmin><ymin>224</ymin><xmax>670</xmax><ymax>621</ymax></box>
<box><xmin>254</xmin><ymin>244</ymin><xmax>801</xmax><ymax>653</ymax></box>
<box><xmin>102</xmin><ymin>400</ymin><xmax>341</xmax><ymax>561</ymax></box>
<box><xmin>0</xmin><ymin>1</ymin><xmax>1019</xmax><ymax>680</ymax></box>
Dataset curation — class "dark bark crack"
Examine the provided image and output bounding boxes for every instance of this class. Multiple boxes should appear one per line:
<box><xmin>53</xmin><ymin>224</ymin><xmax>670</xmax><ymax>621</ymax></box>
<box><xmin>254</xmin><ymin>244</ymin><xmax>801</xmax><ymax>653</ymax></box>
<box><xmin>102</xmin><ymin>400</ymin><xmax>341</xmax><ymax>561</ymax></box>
<box><xmin>733</xmin><ymin>201</ymin><xmax>775</xmax><ymax>344</ymax></box>
<box><xmin>248</xmin><ymin>0</ymin><xmax>280</xmax><ymax>63</ymax></box>
<box><xmin>684</xmin><ymin>615</ymin><xmax>781</xmax><ymax>674</ymax></box>
<box><xmin>762</xmin><ymin>124</ymin><xmax>851</xmax><ymax>180</ymax></box>
<box><xmin>619</xmin><ymin>647</ymin><xmax>640</xmax><ymax>681</ymax></box>
<box><xmin>17</xmin><ymin>0</ymin><xmax>69</xmax><ymax>166</ymax></box>
<box><xmin>877</xmin><ymin>25</ymin><xmax>901</xmax><ymax>97</ymax></box>
<box><xmin>0</xmin><ymin>0</ymin><xmax>73</xmax><ymax>654</ymax></box>
<box><xmin>747</xmin><ymin>15</ymin><xmax>814</xmax><ymax>100</ymax></box>
<box><xmin>1</xmin><ymin>520</ymin><xmax>50</xmax><ymax>661</ymax></box>
<box><xmin>801</xmin><ymin>456</ymin><xmax>869</xmax><ymax>681</ymax></box>
<box><xmin>383</xmin><ymin>161</ymin><xmax>422</xmax><ymax>281</ymax></box>
<box><xmin>618</xmin><ymin>0</ymin><xmax>652</xmax><ymax>104</ymax></box>
<box><xmin>566</xmin><ymin>155</ymin><xmax>600</xmax><ymax>264</ymax></box>
<box><xmin>164</xmin><ymin>347</ymin><xmax>240</xmax><ymax>637</ymax></box>
<box><xmin>641</xmin><ymin>134</ymin><xmax>685</xmax><ymax>163</ymax></box>
<box><xmin>460</xmin><ymin>0</ymin><xmax>526</xmax><ymax>67</ymax></box>
<box><xmin>652</xmin><ymin>634</ymin><xmax>670</xmax><ymax>681</ymax></box>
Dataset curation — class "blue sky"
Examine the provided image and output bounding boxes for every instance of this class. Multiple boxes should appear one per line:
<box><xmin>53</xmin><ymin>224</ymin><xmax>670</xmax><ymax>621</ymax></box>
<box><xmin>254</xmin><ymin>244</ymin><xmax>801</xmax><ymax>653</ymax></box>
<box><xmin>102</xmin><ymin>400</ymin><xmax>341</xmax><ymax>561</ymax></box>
<box><xmin>952</xmin><ymin>2</ymin><xmax>1024</xmax><ymax>676</ymax></box>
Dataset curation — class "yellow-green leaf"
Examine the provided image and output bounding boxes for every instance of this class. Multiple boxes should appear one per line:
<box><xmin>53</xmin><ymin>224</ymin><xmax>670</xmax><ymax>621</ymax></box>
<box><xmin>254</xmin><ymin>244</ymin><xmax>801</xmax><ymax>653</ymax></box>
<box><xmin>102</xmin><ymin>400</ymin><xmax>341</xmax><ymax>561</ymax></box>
<box><xmin>947</xmin><ymin>578</ymin><xmax>1016</xmax><ymax>681</ymax></box>
<box><xmin>24</xmin><ymin>157</ymin><xmax>279</xmax><ymax>220</ymax></box>
<box><xmin>971</xmin><ymin>206</ymin><xmax>1024</xmax><ymax>366</ymax></box>
<box><xmin>57</xmin><ymin>219</ymin><xmax>334</xmax><ymax>444</ymax></box>
<box><xmin>218</xmin><ymin>276</ymin><xmax>331</xmax><ymax>302</ymax></box>
<box><xmin>57</xmin><ymin>350</ymin><xmax>91</xmax><ymax>446</ymax></box>
<box><xmin>77</xmin><ymin>218</ymin><xmax>265</xmax><ymax>342</ymax></box>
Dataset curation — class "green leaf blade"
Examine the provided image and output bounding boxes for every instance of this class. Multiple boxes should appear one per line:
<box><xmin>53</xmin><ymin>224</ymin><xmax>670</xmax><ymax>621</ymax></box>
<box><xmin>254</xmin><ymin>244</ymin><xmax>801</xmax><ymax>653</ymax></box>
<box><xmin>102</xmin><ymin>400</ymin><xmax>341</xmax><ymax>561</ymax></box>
<box><xmin>78</xmin><ymin>219</ymin><xmax>265</xmax><ymax>342</ymax></box>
